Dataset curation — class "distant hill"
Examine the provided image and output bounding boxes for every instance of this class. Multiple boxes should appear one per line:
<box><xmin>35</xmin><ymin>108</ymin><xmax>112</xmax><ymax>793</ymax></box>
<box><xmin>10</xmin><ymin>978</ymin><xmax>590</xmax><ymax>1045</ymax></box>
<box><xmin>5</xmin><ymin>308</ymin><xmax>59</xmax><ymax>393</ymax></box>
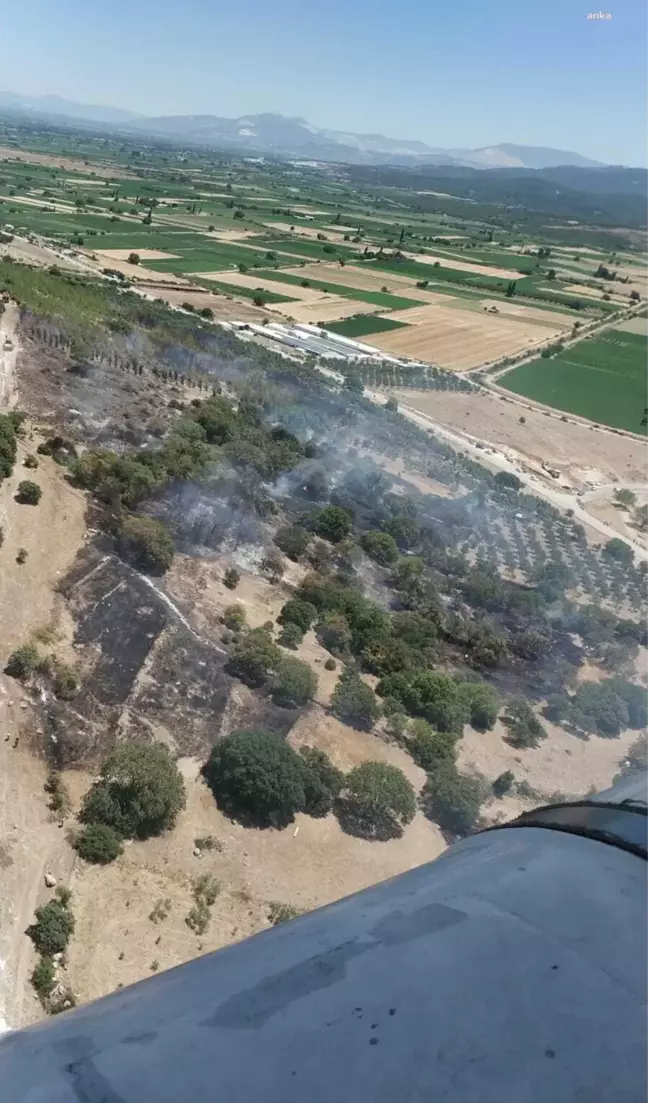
<box><xmin>0</xmin><ymin>90</ymin><xmax>141</xmax><ymax>125</ymax></box>
<box><xmin>0</xmin><ymin>93</ymin><xmax>612</xmax><ymax>170</ymax></box>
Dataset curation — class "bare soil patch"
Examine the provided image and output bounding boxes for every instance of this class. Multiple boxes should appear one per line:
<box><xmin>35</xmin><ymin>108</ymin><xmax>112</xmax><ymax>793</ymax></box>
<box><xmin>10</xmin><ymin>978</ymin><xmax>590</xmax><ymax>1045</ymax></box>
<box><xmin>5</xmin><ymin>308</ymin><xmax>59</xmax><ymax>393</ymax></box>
<box><xmin>479</xmin><ymin>299</ymin><xmax>573</xmax><ymax>327</ymax></box>
<box><xmin>0</xmin><ymin>441</ymin><xmax>87</xmax><ymax>663</ymax></box>
<box><xmin>402</xmin><ymin>252</ymin><xmax>518</xmax><ymax>280</ymax></box>
<box><xmin>87</xmin><ymin>253</ymin><xmax>190</xmax><ymax>283</ymax></box>
<box><xmin>136</xmin><ymin>285</ymin><xmax>272</xmax><ymax>321</ymax></box>
<box><xmin>66</xmin><ymin>747</ymin><xmax>443</xmax><ymax>1007</ymax></box>
<box><xmin>281</xmin><ymin>297</ymin><xmax>379</xmax><ymax>324</ymax></box>
<box><xmin>98</xmin><ymin>248</ymin><xmax>181</xmax><ymax>262</ymax></box>
<box><xmin>459</xmin><ymin>718</ymin><xmax>637</xmax><ymax>805</ymax></box>
<box><xmin>390</xmin><ymin>389</ymin><xmax>647</xmax><ymax>484</ymax></box>
<box><xmin>616</xmin><ymin>316</ymin><xmax>648</xmax><ymax>335</ymax></box>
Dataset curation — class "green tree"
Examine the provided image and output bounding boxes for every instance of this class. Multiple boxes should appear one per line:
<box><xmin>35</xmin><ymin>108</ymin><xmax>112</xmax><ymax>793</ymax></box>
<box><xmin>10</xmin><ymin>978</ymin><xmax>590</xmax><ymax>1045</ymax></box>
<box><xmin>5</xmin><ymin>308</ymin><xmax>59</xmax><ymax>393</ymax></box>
<box><xmin>409</xmin><ymin>720</ymin><xmax>457</xmax><ymax>771</ymax></box>
<box><xmin>204</xmin><ymin>730</ymin><xmax>307</xmax><ymax>828</ymax></box>
<box><xmin>614</xmin><ymin>488</ymin><xmax>637</xmax><ymax>510</ymax></box>
<box><xmin>317</xmin><ymin>612</ymin><xmax>352</xmax><ymax>656</ymax></box>
<box><xmin>117</xmin><ymin>515</ymin><xmax>174</xmax><ymax>574</ymax></box>
<box><xmin>277</xmin><ymin>622</ymin><xmax>304</xmax><ymax>650</ymax></box>
<box><xmin>128</xmin><ymin>252</ymin><xmax>140</xmax><ymax>265</ymax></box>
<box><xmin>278</xmin><ymin>599</ymin><xmax>318</xmax><ymax>633</ymax></box>
<box><xmin>457</xmin><ymin>681</ymin><xmax>500</xmax><ymax>732</ymax></box>
<box><xmin>27</xmin><ymin>896</ymin><xmax>75</xmax><ymax>956</ymax></box>
<box><xmin>311</xmin><ymin>505</ymin><xmax>353</xmax><ymax>544</ymax></box>
<box><xmin>603</xmin><ymin>538</ymin><xmax>633</xmax><ymax>566</ymax></box>
<box><xmin>377</xmin><ymin>670</ymin><xmax>466</xmax><ymax>734</ymax></box>
<box><xmin>361</xmin><ymin>530</ymin><xmax>399</xmax><ymax>566</ymax></box>
<box><xmin>300</xmin><ymin>746</ymin><xmax>344</xmax><ymax>817</ymax></box>
<box><xmin>223</xmin><ymin>567</ymin><xmax>241</xmax><ymax>590</ymax></box>
<box><xmin>422</xmin><ymin>763</ymin><xmax>482</xmax><ymax>838</ymax></box>
<box><xmin>275</xmin><ymin>524</ymin><xmax>310</xmax><ymax>561</ymax></box>
<box><xmin>226</xmin><ymin>627</ymin><xmax>281</xmax><ymax>687</ymax></box>
<box><xmin>502</xmin><ymin>698</ymin><xmax>547</xmax><ymax>748</ymax></box>
<box><xmin>80</xmin><ymin>743</ymin><xmax>186</xmax><ymax>839</ymax></box>
<box><xmin>16</xmin><ymin>480</ymin><xmax>42</xmax><ymax>505</ymax></box>
<box><xmin>339</xmin><ymin>761</ymin><xmax>416</xmax><ymax>840</ymax></box>
<box><xmin>74</xmin><ymin>823</ymin><xmax>123</xmax><ymax>864</ymax></box>
<box><xmin>492</xmin><ymin>770</ymin><xmax>515</xmax><ymax>797</ymax></box>
<box><xmin>331</xmin><ymin>667</ymin><xmax>380</xmax><ymax>729</ymax></box>
<box><xmin>270</xmin><ymin>656</ymin><xmax>318</xmax><ymax>708</ymax></box>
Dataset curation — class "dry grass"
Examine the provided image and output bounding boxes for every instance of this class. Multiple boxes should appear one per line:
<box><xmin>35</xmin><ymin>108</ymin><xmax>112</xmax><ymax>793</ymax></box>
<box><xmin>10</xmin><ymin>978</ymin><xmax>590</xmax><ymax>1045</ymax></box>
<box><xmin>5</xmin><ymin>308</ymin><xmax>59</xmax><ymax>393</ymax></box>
<box><xmin>366</xmin><ymin>304</ymin><xmax>560</xmax><ymax>369</ymax></box>
<box><xmin>98</xmin><ymin>248</ymin><xmax>181</xmax><ymax>261</ymax></box>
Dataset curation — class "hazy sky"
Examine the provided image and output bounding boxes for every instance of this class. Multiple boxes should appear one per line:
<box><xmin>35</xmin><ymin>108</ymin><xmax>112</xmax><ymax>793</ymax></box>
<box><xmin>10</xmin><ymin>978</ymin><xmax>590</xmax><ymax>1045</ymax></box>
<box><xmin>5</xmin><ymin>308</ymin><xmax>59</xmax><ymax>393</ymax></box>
<box><xmin>2</xmin><ymin>0</ymin><xmax>646</xmax><ymax>163</ymax></box>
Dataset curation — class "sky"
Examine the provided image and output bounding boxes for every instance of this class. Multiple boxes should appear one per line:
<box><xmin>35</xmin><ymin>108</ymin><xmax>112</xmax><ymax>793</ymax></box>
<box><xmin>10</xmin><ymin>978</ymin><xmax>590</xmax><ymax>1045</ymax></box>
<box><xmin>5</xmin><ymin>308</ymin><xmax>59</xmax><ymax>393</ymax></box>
<box><xmin>1</xmin><ymin>0</ymin><xmax>646</xmax><ymax>164</ymax></box>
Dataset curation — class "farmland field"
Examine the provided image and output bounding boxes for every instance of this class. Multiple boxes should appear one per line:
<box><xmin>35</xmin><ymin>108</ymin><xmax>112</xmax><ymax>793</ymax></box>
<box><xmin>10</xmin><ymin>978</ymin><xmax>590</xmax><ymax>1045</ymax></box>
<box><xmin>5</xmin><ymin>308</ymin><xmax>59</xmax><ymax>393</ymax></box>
<box><xmin>500</xmin><ymin>330</ymin><xmax>648</xmax><ymax>433</ymax></box>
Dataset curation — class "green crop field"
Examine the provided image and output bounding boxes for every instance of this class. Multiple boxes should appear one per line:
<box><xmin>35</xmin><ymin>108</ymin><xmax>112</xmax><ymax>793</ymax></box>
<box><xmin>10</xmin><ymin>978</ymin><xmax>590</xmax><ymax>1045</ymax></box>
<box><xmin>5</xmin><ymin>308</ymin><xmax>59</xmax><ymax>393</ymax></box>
<box><xmin>501</xmin><ymin>330</ymin><xmax>648</xmax><ymax>433</ymax></box>
<box><xmin>327</xmin><ymin>315</ymin><xmax>410</xmax><ymax>338</ymax></box>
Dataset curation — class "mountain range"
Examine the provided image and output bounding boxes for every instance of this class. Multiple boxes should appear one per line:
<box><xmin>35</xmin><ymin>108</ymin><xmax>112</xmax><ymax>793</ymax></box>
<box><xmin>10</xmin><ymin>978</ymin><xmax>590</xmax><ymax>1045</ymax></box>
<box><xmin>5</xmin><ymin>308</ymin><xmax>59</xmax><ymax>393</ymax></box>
<box><xmin>0</xmin><ymin>90</ymin><xmax>608</xmax><ymax>170</ymax></box>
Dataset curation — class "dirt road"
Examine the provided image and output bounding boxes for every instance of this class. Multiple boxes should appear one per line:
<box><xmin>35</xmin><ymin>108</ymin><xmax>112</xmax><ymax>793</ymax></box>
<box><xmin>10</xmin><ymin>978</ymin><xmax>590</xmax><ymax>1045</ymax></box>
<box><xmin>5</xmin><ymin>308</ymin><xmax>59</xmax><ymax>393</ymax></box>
<box><xmin>0</xmin><ymin>302</ymin><xmax>19</xmax><ymax>407</ymax></box>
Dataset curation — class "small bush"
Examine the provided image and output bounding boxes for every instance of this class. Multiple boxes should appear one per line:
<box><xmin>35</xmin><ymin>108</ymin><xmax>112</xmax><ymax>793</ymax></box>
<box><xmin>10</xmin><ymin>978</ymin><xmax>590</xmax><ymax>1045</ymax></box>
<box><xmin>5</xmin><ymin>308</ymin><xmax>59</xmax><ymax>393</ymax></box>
<box><xmin>324</xmin><ymin>658</ymin><xmax>336</xmax><ymax>671</ymax></box>
<box><xmin>268</xmin><ymin>902</ymin><xmax>302</xmax><ymax>925</ymax></box>
<box><xmin>270</xmin><ymin>656</ymin><xmax>318</xmax><ymax>708</ymax></box>
<box><xmin>492</xmin><ymin>770</ymin><xmax>515</xmax><ymax>797</ymax></box>
<box><xmin>16</xmin><ymin>547</ymin><xmax>28</xmax><ymax>564</ymax></box>
<box><xmin>223</xmin><ymin>567</ymin><xmax>241</xmax><ymax>590</ymax></box>
<box><xmin>74</xmin><ymin>823</ymin><xmax>123</xmax><ymax>864</ymax></box>
<box><xmin>221</xmin><ymin>604</ymin><xmax>246</xmax><ymax>631</ymax></box>
<box><xmin>149</xmin><ymin>897</ymin><xmax>172</xmax><ymax>923</ymax></box>
<box><xmin>193</xmin><ymin>873</ymin><xmax>220</xmax><ymax>906</ymax></box>
<box><xmin>331</xmin><ymin>667</ymin><xmax>380</xmax><ymax>729</ymax></box>
<box><xmin>23</xmin><ymin>454</ymin><xmax>38</xmax><ymax>469</ymax></box>
<box><xmin>186</xmin><ymin>902</ymin><xmax>210</xmax><ymax>935</ymax></box>
<box><xmin>31</xmin><ymin>956</ymin><xmax>56</xmax><ymax>1001</ymax></box>
<box><xmin>5</xmin><ymin>643</ymin><xmax>40</xmax><ymax>680</ymax></box>
<box><xmin>16</xmin><ymin>480</ymin><xmax>42</xmax><ymax>505</ymax></box>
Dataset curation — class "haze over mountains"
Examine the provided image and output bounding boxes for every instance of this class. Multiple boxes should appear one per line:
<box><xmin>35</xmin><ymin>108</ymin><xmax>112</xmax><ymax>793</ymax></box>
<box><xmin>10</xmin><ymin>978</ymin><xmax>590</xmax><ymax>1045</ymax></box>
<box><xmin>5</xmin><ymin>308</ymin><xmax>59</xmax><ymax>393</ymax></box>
<box><xmin>0</xmin><ymin>90</ymin><xmax>609</xmax><ymax>170</ymax></box>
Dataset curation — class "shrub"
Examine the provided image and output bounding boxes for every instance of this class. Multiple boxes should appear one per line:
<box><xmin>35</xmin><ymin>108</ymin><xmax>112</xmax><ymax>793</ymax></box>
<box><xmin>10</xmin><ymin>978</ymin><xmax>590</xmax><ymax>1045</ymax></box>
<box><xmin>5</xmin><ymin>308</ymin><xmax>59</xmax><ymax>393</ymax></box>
<box><xmin>128</xmin><ymin>253</ymin><xmax>140</xmax><ymax>265</ymax></box>
<box><xmin>23</xmin><ymin>454</ymin><xmax>38</xmax><ymax>469</ymax></box>
<box><xmin>275</xmin><ymin>524</ymin><xmax>310</xmax><ymax>561</ymax></box>
<box><xmin>268</xmin><ymin>902</ymin><xmax>302</xmax><ymax>925</ymax></box>
<box><xmin>502</xmin><ymin>699</ymin><xmax>547</xmax><ymax>748</ymax></box>
<box><xmin>331</xmin><ymin>667</ymin><xmax>380</xmax><ymax>729</ymax></box>
<box><xmin>492</xmin><ymin>770</ymin><xmax>515</xmax><ymax>797</ymax></box>
<box><xmin>270</xmin><ymin>656</ymin><xmax>318</xmax><ymax>708</ymax></box>
<box><xmin>603</xmin><ymin>538</ymin><xmax>633</xmax><ymax>566</ymax></box>
<box><xmin>74</xmin><ymin>823</ymin><xmax>123</xmax><ymax>864</ymax></box>
<box><xmin>324</xmin><ymin>658</ymin><xmax>336</xmax><ymax>671</ymax></box>
<box><xmin>53</xmin><ymin>661</ymin><xmax>78</xmax><ymax>700</ymax></box>
<box><xmin>277</xmin><ymin>622</ymin><xmax>304</xmax><ymax>650</ymax></box>
<box><xmin>493</xmin><ymin>471</ymin><xmax>522</xmax><ymax>492</ymax></box>
<box><xmin>339</xmin><ymin>761</ymin><xmax>416</xmax><ymax>840</ymax></box>
<box><xmin>377</xmin><ymin>670</ymin><xmax>466</xmax><ymax>733</ymax></box>
<box><xmin>80</xmin><ymin>743</ymin><xmax>186</xmax><ymax>839</ymax></box>
<box><xmin>16</xmin><ymin>547</ymin><xmax>28</xmax><ymax>564</ymax></box>
<box><xmin>16</xmin><ymin>479</ymin><xmax>42</xmax><ymax>505</ymax></box>
<box><xmin>422</xmin><ymin>763</ymin><xmax>482</xmax><ymax>838</ymax></box>
<box><xmin>186</xmin><ymin>903</ymin><xmax>210</xmax><ymax>934</ymax></box>
<box><xmin>5</xmin><ymin>644</ymin><xmax>40</xmax><ymax>680</ymax></box>
<box><xmin>221</xmin><ymin>604</ymin><xmax>246</xmax><ymax>631</ymax></box>
<box><xmin>117</xmin><ymin>515</ymin><xmax>174</xmax><ymax>574</ymax></box>
<box><xmin>204</xmin><ymin>730</ymin><xmax>308</xmax><ymax>828</ymax></box>
<box><xmin>300</xmin><ymin>746</ymin><xmax>344</xmax><ymax>817</ymax></box>
<box><xmin>193</xmin><ymin>873</ymin><xmax>220</xmax><ymax>906</ymax></box>
<box><xmin>26</xmin><ymin>897</ymin><xmax>75</xmax><ymax>956</ymax></box>
<box><xmin>31</xmin><ymin>956</ymin><xmax>56</xmax><ymax>1000</ymax></box>
<box><xmin>223</xmin><ymin>567</ymin><xmax>240</xmax><ymax>590</ymax></box>
<box><xmin>260</xmin><ymin>550</ymin><xmax>284</xmax><ymax>582</ymax></box>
